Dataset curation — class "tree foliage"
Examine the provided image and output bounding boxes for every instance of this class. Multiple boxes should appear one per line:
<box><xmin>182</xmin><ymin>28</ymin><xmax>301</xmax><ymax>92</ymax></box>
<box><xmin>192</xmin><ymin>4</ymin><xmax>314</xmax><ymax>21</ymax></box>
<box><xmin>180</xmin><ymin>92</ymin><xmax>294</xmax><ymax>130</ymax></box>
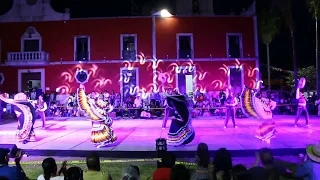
<box><xmin>285</xmin><ymin>66</ymin><xmax>316</xmax><ymax>90</ymax></box>
<box><xmin>307</xmin><ymin>0</ymin><xmax>320</xmax><ymax>19</ymax></box>
<box><xmin>258</xmin><ymin>8</ymin><xmax>281</xmax><ymax>45</ymax></box>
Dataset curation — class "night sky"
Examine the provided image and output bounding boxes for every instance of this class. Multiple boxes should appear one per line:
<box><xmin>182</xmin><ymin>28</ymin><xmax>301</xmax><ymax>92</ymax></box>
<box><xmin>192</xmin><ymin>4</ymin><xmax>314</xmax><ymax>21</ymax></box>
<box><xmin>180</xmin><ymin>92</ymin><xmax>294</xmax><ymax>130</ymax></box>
<box><xmin>0</xmin><ymin>0</ymin><xmax>316</xmax><ymax>70</ymax></box>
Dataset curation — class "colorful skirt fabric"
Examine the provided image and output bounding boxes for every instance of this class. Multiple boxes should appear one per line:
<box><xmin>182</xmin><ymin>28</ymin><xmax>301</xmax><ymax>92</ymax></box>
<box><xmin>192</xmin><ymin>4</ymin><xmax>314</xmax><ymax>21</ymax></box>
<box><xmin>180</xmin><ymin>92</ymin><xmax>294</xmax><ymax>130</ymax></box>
<box><xmin>167</xmin><ymin>119</ymin><xmax>195</xmax><ymax>146</ymax></box>
<box><xmin>91</xmin><ymin>121</ymin><xmax>117</xmax><ymax>148</ymax></box>
<box><xmin>255</xmin><ymin>121</ymin><xmax>276</xmax><ymax>141</ymax></box>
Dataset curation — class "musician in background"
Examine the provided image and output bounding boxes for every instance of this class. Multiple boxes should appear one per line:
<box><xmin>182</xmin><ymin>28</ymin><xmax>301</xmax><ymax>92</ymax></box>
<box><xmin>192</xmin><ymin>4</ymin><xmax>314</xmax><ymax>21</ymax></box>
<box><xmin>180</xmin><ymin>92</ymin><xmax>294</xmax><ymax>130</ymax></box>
<box><xmin>224</xmin><ymin>86</ymin><xmax>238</xmax><ymax>128</ymax></box>
<box><xmin>36</xmin><ymin>95</ymin><xmax>47</xmax><ymax>128</ymax></box>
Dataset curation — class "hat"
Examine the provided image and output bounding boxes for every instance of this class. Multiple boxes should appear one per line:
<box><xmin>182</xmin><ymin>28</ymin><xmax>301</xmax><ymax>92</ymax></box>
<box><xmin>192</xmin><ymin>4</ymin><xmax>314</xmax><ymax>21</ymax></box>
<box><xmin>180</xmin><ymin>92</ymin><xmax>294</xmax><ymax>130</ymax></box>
<box><xmin>0</xmin><ymin>148</ymin><xmax>10</xmax><ymax>160</ymax></box>
<box><xmin>306</xmin><ymin>142</ymin><xmax>320</xmax><ymax>163</ymax></box>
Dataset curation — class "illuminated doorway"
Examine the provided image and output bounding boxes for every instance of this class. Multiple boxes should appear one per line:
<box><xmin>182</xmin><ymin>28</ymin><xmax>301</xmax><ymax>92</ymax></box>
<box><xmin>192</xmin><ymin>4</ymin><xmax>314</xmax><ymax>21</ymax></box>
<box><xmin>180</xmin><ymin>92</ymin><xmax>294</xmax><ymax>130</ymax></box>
<box><xmin>175</xmin><ymin>66</ymin><xmax>196</xmax><ymax>96</ymax></box>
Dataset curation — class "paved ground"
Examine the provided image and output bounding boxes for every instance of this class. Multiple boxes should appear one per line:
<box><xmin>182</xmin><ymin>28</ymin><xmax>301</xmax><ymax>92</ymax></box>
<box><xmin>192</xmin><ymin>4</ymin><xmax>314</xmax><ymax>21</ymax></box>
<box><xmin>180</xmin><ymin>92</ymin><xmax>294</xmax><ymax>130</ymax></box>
<box><xmin>0</xmin><ymin>115</ymin><xmax>319</xmax><ymax>153</ymax></box>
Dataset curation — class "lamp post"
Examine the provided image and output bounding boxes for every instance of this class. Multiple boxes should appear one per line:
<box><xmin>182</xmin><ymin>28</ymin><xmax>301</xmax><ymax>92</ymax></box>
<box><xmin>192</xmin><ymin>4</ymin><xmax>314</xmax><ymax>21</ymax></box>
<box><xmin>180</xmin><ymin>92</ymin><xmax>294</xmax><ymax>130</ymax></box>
<box><xmin>152</xmin><ymin>9</ymin><xmax>172</xmax><ymax>60</ymax></box>
<box><xmin>152</xmin><ymin>9</ymin><xmax>172</xmax><ymax>87</ymax></box>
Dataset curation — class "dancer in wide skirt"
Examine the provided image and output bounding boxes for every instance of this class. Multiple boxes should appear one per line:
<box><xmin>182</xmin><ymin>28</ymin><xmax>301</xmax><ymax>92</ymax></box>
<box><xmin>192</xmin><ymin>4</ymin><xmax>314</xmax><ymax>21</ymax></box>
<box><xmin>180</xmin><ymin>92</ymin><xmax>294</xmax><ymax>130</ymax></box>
<box><xmin>164</xmin><ymin>94</ymin><xmax>195</xmax><ymax>146</ymax></box>
<box><xmin>77</xmin><ymin>84</ymin><xmax>117</xmax><ymax>148</ymax></box>
<box><xmin>0</xmin><ymin>93</ymin><xmax>37</xmax><ymax>144</ymax></box>
<box><xmin>240</xmin><ymin>81</ymin><xmax>277</xmax><ymax>143</ymax></box>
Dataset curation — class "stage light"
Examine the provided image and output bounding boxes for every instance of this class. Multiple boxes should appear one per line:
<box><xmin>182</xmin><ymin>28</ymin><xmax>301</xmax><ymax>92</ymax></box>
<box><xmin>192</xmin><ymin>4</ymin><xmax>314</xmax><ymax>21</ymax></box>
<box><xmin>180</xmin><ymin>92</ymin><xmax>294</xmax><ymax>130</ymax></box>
<box><xmin>160</xmin><ymin>9</ymin><xmax>172</xmax><ymax>17</ymax></box>
<box><xmin>156</xmin><ymin>138</ymin><xmax>167</xmax><ymax>168</ymax></box>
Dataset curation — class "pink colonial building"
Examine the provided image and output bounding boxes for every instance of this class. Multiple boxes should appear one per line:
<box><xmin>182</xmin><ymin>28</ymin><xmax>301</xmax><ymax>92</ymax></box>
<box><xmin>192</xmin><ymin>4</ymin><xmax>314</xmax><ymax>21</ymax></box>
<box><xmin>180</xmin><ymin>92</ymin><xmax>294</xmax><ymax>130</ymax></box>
<box><xmin>0</xmin><ymin>0</ymin><xmax>259</xmax><ymax>97</ymax></box>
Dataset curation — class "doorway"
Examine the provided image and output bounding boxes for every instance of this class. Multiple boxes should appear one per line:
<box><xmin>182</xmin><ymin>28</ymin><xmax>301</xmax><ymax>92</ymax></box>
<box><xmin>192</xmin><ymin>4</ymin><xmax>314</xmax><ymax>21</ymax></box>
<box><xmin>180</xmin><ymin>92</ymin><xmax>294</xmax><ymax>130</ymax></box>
<box><xmin>176</xmin><ymin>66</ymin><xmax>196</xmax><ymax>96</ymax></box>
<box><xmin>120</xmin><ymin>67</ymin><xmax>139</xmax><ymax>102</ymax></box>
<box><xmin>18</xmin><ymin>69</ymin><xmax>45</xmax><ymax>92</ymax></box>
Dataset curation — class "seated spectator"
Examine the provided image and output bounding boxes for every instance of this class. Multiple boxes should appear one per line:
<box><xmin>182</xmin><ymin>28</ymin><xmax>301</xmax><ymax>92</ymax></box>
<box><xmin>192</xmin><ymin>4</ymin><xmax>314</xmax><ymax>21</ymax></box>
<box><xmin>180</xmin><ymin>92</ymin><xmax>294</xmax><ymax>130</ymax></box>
<box><xmin>231</xmin><ymin>164</ymin><xmax>248</xmax><ymax>180</ymax></box>
<box><xmin>274</xmin><ymin>142</ymin><xmax>320</xmax><ymax>180</ymax></box>
<box><xmin>0</xmin><ymin>148</ymin><xmax>27</xmax><ymax>180</ymax></box>
<box><xmin>212</xmin><ymin>148</ymin><xmax>232</xmax><ymax>180</ymax></box>
<box><xmin>37</xmin><ymin>158</ymin><xmax>65</xmax><ymax>180</ymax></box>
<box><xmin>153</xmin><ymin>152</ymin><xmax>176</xmax><ymax>180</ymax></box>
<box><xmin>192</xmin><ymin>143</ymin><xmax>212</xmax><ymax>180</ymax></box>
<box><xmin>170</xmin><ymin>164</ymin><xmax>190</xmax><ymax>180</ymax></box>
<box><xmin>83</xmin><ymin>153</ymin><xmax>111</xmax><ymax>180</ymax></box>
<box><xmin>64</xmin><ymin>167</ymin><xmax>83</xmax><ymax>180</ymax></box>
<box><xmin>122</xmin><ymin>166</ymin><xmax>139</xmax><ymax>180</ymax></box>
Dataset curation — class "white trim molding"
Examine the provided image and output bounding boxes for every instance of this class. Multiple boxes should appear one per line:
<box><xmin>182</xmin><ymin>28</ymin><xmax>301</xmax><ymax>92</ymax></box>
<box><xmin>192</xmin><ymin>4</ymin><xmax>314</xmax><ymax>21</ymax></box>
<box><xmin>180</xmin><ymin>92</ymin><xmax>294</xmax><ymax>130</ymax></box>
<box><xmin>18</xmin><ymin>68</ymin><xmax>45</xmax><ymax>92</ymax></box>
<box><xmin>21</xmin><ymin>27</ymin><xmax>42</xmax><ymax>52</ymax></box>
<box><xmin>74</xmin><ymin>36</ymin><xmax>91</xmax><ymax>61</ymax></box>
<box><xmin>253</xmin><ymin>16</ymin><xmax>260</xmax><ymax>81</ymax></box>
<box><xmin>120</xmin><ymin>34</ymin><xmax>138</xmax><ymax>60</ymax></box>
<box><xmin>175</xmin><ymin>66</ymin><xmax>197</xmax><ymax>93</ymax></box>
<box><xmin>226</xmin><ymin>33</ymin><xmax>243</xmax><ymax>58</ymax></box>
<box><xmin>176</xmin><ymin>33</ymin><xmax>194</xmax><ymax>59</ymax></box>
<box><xmin>119</xmin><ymin>67</ymin><xmax>139</xmax><ymax>101</ymax></box>
<box><xmin>227</xmin><ymin>66</ymin><xmax>244</xmax><ymax>90</ymax></box>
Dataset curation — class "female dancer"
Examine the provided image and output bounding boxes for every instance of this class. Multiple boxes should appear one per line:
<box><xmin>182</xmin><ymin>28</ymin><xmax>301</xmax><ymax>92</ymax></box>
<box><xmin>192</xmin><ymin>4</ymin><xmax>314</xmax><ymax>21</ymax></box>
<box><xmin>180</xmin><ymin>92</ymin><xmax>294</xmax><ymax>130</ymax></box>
<box><xmin>165</xmin><ymin>94</ymin><xmax>195</xmax><ymax>146</ymax></box>
<box><xmin>77</xmin><ymin>84</ymin><xmax>117</xmax><ymax>148</ymax></box>
<box><xmin>240</xmin><ymin>81</ymin><xmax>277</xmax><ymax>143</ymax></box>
<box><xmin>0</xmin><ymin>93</ymin><xmax>37</xmax><ymax>144</ymax></box>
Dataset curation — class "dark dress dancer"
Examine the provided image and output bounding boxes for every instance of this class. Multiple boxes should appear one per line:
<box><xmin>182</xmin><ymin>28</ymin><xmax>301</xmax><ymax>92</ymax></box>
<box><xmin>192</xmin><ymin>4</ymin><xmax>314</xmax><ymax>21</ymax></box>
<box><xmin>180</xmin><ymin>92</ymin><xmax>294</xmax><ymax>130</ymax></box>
<box><xmin>295</xmin><ymin>77</ymin><xmax>309</xmax><ymax>127</ymax></box>
<box><xmin>240</xmin><ymin>81</ymin><xmax>277</xmax><ymax>143</ymax></box>
<box><xmin>224</xmin><ymin>86</ymin><xmax>238</xmax><ymax>128</ymax></box>
<box><xmin>0</xmin><ymin>93</ymin><xmax>37</xmax><ymax>144</ymax></box>
<box><xmin>165</xmin><ymin>94</ymin><xmax>195</xmax><ymax>146</ymax></box>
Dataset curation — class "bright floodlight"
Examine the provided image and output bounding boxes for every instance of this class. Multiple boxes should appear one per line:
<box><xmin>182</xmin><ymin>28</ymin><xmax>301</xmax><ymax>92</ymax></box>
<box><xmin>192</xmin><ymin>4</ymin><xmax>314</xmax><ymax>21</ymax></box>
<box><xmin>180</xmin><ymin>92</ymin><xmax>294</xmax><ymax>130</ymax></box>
<box><xmin>160</xmin><ymin>9</ymin><xmax>172</xmax><ymax>17</ymax></box>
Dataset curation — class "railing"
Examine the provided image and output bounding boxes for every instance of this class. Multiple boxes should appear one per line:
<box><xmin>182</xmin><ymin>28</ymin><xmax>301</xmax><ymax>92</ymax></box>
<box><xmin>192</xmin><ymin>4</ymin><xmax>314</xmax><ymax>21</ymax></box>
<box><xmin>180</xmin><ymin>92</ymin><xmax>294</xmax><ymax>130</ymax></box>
<box><xmin>178</xmin><ymin>49</ymin><xmax>193</xmax><ymax>59</ymax></box>
<box><xmin>6</xmin><ymin>51</ymin><xmax>49</xmax><ymax>65</ymax></box>
<box><xmin>122</xmin><ymin>50</ymin><xmax>136</xmax><ymax>60</ymax></box>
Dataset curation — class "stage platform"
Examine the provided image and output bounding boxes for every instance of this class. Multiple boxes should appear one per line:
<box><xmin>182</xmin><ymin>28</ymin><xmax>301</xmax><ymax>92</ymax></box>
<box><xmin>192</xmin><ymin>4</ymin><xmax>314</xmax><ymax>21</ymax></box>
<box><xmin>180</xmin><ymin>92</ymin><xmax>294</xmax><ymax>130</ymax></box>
<box><xmin>0</xmin><ymin>115</ymin><xmax>319</xmax><ymax>158</ymax></box>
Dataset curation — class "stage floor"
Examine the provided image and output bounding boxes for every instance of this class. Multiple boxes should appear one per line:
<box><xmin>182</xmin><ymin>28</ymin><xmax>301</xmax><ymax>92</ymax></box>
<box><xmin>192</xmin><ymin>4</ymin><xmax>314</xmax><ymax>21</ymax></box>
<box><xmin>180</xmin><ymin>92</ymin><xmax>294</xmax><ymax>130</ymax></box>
<box><xmin>0</xmin><ymin>115</ymin><xmax>319</xmax><ymax>158</ymax></box>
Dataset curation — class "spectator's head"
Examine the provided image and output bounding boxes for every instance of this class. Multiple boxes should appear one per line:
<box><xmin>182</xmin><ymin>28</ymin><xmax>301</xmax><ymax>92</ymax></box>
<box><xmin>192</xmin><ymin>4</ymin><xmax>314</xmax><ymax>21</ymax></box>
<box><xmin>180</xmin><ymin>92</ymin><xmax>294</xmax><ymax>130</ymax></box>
<box><xmin>259</xmin><ymin>148</ymin><xmax>274</xmax><ymax>166</ymax></box>
<box><xmin>213</xmin><ymin>148</ymin><xmax>232</xmax><ymax>180</ymax></box>
<box><xmin>42</xmin><ymin>158</ymin><xmax>58</xmax><ymax>180</ymax></box>
<box><xmin>231</xmin><ymin>164</ymin><xmax>248</xmax><ymax>180</ymax></box>
<box><xmin>122</xmin><ymin>166</ymin><xmax>139</xmax><ymax>180</ymax></box>
<box><xmin>170</xmin><ymin>164</ymin><xmax>190</xmax><ymax>180</ymax></box>
<box><xmin>0</xmin><ymin>148</ymin><xmax>10</xmax><ymax>165</ymax></box>
<box><xmin>196</xmin><ymin>142</ymin><xmax>210</xmax><ymax>168</ymax></box>
<box><xmin>161</xmin><ymin>152</ymin><xmax>176</xmax><ymax>168</ymax></box>
<box><xmin>0</xmin><ymin>177</ymin><xmax>9</xmax><ymax>180</ymax></box>
<box><xmin>64</xmin><ymin>167</ymin><xmax>83</xmax><ymax>180</ymax></box>
<box><xmin>39</xmin><ymin>94</ymin><xmax>43</xmax><ymax>101</ymax></box>
<box><xmin>86</xmin><ymin>153</ymin><xmax>100</xmax><ymax>171</ymax></box>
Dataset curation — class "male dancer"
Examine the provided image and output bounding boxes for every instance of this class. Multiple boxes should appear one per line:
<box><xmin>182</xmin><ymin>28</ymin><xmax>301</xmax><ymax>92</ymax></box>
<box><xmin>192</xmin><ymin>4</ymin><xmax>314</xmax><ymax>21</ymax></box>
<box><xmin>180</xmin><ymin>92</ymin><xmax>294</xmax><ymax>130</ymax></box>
<box><xmin>295</xmin><ymin>84</ymin><xmax>309</xmax><ymax>127</ymax></box>
<box><xmin>36</xmin><ymin>95</ymin><xmax>47</xmax><ymax>128</ymax></box>
<box><xmin>224</xmin><ymin>86</ymin><xmax>238</xmax><ymax>128</ymax></box>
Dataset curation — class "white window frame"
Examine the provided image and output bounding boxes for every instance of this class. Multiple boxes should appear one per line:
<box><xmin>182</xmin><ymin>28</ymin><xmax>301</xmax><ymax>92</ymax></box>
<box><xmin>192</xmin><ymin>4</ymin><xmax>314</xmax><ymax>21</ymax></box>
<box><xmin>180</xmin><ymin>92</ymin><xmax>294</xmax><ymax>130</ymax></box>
<box><xmin>176</xmin><ymin>33</ymin><xmax>194</xmax><ymax>59</ymax></box>
<box><xmin>18</xmin><ymin>68</ymin><xmax>46</xmax><ymax>92</ymax></box>
<box><xmin>227</xmin><ymin>66</ymin><xmax>244</xmax><ymax>90</ymax></box>
<box><xmin>21</xmin><ymin>27</ymin><xmax>42</xmax><ymax>52</ymax></box>
<box><xmin>226</xmin><ymin>33</ymin><xmax>243</xmax><ymax>58</ymax></box>
<box><xmin>119</xmin><ymin>67</ymin><xmax>139</xmax><ymax>102</ymax></box>
<box><xmin>74</xmin><ymin>36</ymin><xmax>90</xmax><ymax>61</ymax></box>
<box><xmin>175</xmin><ymin>66</ymin><xmax>197</xmax><ymax>94</ymax></box>
<box><xmin>120</xmin><ymin>34</ymin><xmax>138</xmax><ymax>59</ymax></box>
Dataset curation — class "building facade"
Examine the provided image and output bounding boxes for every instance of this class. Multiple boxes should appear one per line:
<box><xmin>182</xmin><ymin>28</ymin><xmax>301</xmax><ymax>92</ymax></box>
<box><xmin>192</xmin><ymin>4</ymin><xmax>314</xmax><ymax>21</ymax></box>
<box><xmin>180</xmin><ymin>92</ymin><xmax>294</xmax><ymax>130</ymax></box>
<box><xmin>0</xmin><ymin>0</ymin><xmax>259</xmax><ymax>97</ymax></box>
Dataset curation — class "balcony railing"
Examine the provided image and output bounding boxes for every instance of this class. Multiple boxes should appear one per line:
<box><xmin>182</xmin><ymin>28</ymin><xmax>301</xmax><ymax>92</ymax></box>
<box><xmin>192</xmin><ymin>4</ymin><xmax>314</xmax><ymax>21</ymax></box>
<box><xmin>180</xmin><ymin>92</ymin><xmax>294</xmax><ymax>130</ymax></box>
<box><xmin>178</xmin><ymin>49</ymin><xmax>193</xmax><ymax>59</ymax></box>
<box><xmin>7</xmin><ymin>51</ymin><xmax>49</xmax><ymax>66</ymax></box>
<box><xmin>122</xmin><ymin>50</ymin><xmax>136</xmax><ymax>60</ymax></box>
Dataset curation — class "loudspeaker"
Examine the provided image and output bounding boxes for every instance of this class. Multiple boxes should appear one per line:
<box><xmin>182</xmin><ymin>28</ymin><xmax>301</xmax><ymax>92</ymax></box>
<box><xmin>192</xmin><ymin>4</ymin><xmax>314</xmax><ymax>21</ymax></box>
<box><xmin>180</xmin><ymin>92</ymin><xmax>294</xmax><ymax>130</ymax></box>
<box><xmin>0</xmin><ymin>144</ymin><xmax>20</xmax><ymax>158</ymax></box>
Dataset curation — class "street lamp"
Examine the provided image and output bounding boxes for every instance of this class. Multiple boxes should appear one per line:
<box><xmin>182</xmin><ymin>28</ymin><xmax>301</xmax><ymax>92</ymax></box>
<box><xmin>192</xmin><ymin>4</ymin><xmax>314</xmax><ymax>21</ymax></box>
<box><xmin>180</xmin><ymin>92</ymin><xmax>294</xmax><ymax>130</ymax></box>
<box><xmin>152</xmin><ymin>9</ymin><xmax>173</xmax><ymax>60</ymax></box>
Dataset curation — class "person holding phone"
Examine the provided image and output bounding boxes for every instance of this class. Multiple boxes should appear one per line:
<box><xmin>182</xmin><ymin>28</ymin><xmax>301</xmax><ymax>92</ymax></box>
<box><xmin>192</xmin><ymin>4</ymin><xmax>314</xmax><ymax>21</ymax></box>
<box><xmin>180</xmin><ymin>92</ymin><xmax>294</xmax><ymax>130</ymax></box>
<box><xmin>0</xmin><ymin>148</ymin><xmax>27</xmax><ymax>179</ymax></box>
